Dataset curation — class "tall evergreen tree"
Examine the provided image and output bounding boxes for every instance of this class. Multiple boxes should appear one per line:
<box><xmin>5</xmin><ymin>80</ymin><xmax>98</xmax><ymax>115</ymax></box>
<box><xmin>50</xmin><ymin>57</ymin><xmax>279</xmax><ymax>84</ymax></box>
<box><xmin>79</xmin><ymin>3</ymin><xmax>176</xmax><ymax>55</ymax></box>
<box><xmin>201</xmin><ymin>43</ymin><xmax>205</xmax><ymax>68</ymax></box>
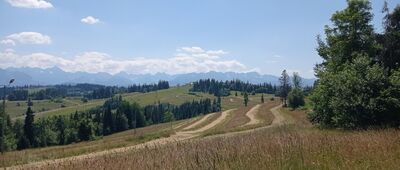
<box><xmin>244</xmin><ymin>92</ymin><xmax>249</xmax><ymax>107</ymax></box>
<box><xmin>261</xmin><ymin>94</ymin><xmax>264</xmax><ymax>103</ymax></box>
<box><xmin>23</xmin><ymin>106</ymin><xmax>35</xmax><ymax>147</ymax></box>
<box><xmin>378</xmin><ymin>3</ymin><xmax>400</xmax><ymax>71</ymax></box>
<box><xmin>279</xmin><ymin>70</ymin><xmax>290</xmax><ymax>107</ymax></box>
<box><xmin>102</xmin><ymin>105</ymin><xmax>114</xmax><ymax>135</ymax></box>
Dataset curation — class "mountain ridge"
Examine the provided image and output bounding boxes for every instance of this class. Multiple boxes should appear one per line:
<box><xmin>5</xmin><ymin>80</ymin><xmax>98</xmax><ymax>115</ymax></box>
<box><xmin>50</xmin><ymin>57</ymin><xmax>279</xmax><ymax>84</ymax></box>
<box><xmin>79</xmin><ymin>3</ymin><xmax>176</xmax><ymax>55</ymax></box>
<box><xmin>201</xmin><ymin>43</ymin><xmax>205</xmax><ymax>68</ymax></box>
<box><xmin>0</xmin><ymin>67</ymin><xmax>315</xmax><ymax>86</ymax></box>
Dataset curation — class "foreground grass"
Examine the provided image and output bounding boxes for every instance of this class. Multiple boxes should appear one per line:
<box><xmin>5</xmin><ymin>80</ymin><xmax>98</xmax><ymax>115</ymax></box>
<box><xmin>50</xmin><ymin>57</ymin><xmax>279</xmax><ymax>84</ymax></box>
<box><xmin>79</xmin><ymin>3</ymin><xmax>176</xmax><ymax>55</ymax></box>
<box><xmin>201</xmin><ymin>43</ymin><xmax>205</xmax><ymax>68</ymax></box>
<box><xmin>30</xmin><ymin>104</ymin><xmax>400</xmax><ymax>170</ymax></box>
<box><xmin>0</xmin><ymin>120</ymin><xmax>186</xmax><ymax>167</ymax></box>
<box><xmin>35</xmin><ymin>124</ymin><xmax>400</xmax><ymax>170</ymax></box>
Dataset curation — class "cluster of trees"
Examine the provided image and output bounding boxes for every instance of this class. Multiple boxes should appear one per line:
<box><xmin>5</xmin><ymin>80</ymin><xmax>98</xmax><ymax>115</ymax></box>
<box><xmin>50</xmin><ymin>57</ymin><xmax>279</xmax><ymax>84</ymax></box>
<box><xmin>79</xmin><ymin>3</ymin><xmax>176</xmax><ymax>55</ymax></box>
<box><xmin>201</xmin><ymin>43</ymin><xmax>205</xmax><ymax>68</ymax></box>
<box><xmin>278</xmin><ymin>70</ymin><xmax>305</xmax><ymax>109</ymax></box>
<box><xmin>85</xmin><ymin>86</ymin><xmax>120</xmax><ymax>99</ymax></box>
<box><xmin>6</xmin><ymin>81</ymin><xmax>171</xmax><ymax>101</ymax></box>
<box><xmin>0</xmin><ymin>94</ymin><xmax>220</xmax><ymax>152</ymax></box>
<box><xmin>191</xmin><ymin>79</ymin><xmax>277</xmax><ymax>96</ymax></box>
<box><xmin>6</xmin><ymin>90</ymin><xmax>28</xmax><ymax>101</ymax></box>
<box><xmin>127</xmin><ymin>81</ymin><xmax>169</xmax><ymax>93</ymax></box>
<box><xmin>309</xmin><ymin>0</ymin><xmax>400</xmax><ymax>129</ymax></box>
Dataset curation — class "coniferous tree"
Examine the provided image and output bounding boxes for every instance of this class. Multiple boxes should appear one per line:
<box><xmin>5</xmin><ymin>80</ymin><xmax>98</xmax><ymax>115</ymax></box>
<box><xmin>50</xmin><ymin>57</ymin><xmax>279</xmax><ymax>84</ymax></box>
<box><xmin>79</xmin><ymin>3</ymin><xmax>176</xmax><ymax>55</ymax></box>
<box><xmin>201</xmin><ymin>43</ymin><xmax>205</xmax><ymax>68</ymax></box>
<box><xmin>261</xmin><ymin>94</ymin><xmax>264</xmax><ymax>103</ymax></box>
<box><xmin>102</xmin><ymin>106</ymin><xmax>114</xmax><ymax>135</ymax></box>
<box><xmin>279</xmin><ymin>70</ymin><xmax>290</xmax><ymax>107</ymax></box>
<box><xmin>23</xmin><ymin>106</ymin><xmax>35</xmax><ymax>148</ymax></box>
<box><xmin>244</xmin><ymin>92</ymin><xmax>249</xmax><ymax>107</ymax></box>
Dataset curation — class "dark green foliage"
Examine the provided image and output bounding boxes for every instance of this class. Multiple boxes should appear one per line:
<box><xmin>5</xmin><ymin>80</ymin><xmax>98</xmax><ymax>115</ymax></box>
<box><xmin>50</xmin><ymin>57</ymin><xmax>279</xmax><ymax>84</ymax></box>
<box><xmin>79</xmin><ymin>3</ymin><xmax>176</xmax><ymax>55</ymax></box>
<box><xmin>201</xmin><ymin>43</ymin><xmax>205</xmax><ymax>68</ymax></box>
<box><xmin>55</xmin><ymin>116</ymin><xmax>67</xmax><ymax>145</ymax></box>
<box><xmin>261</xmin><ymin>94</ymin><xmax>264</xmax><ymax>103</ymax></box>
<box><xmin>278</xmin><ymin>70</ymin><xmax>290</xmax><ymax>107</ymax></box>
<box><xmin>310</xmin><ymin>0</ymin><xmax>400</xmax><ymax>129</ymax></box>
<box><xmin>115</xmin><ymin>110</ymin><xmax>129</xmax><ymax>132</ymax></box>
<box><xmin>244</xmin><ymin>92</ymin><xmax>249</xmax><ymax>107</ymax></box>
<box><xmin>163</xmin><ymin>111</ymin><xmax>174</xmax><ymax>123</ymax></box>
<box><xmin>102</xmin><ymin>105</ymin><xmax>114</xmax><ymax>135</ymax></box>
<box><xmin>288</xmin><ymin>89</ymin><xmax>305</xmax><ymax>109</ymax></box>
<box><xmin>191</xmin><ymin>79</ymin><xmax>276</xmax><ymax>97</ymax></box>
<box><xmin>23</xmin><ymin>106</ymin><xmax>35</xmax><ymax>147</ymax></box>
<box><xmin>7</xmin><ymin>90</ymin><xmax>28</xmax><ymax>101</ymax></box>
<box><xmin>378</xmin><ymin>4</ymin><xmax>400</xmax><ymax>71</ymax></box>
<box><xmin>288</xmin><ymin>73</ymin><xmax>305</xmax><ymax>109</ymax></box>
<box><xmin>78</xmin><ymin>118</ymin><xmax>95</xmax><ymax>141</ymax></box>
<box><xmin>35</xmin><ymin>118</ymin><xmax>57</xmax><ymax>147</ymax></box>
<box><xmin>127</xmin><ymin>80</ymin><xmax>169</xmax><ymax>93</ymax></box>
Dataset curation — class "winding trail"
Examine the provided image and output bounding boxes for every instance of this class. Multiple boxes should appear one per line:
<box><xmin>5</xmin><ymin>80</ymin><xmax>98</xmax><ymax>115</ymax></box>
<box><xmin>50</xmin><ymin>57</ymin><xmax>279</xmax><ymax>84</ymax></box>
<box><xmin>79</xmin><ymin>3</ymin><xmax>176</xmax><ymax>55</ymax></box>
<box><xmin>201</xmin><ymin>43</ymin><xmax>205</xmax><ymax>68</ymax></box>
<box><xmin>8</xmin><ymin>105</ymin><xmax>284</xmax><ymax>170</ymax></box>
<box><xmin>241</xmin><ymin>104</ymin><xmax>262</xmax><ymax>127</ymax></box>
<box><xmin>182</xmin><ymin>113</ymin><xmax>214</xmax><ymax>130</ymax></box>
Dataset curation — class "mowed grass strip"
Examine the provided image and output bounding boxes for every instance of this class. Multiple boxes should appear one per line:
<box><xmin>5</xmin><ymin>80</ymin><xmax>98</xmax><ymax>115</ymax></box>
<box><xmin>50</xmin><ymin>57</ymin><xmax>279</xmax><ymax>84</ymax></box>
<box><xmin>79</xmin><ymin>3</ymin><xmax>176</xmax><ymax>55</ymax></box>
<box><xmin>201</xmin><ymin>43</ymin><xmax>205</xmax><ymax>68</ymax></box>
<box><xmin>35</xmin><ymin>112</ymin><xmax>400</xmax><ymax>170</ymax></box>
<box><xmin>182</xmin><ymin>112</ymin><xmax>222</xmax><ymax>132</ymax></box>
<box><xmin>0</xmin><ymin>119</ymin><xmax>189</xmax><ymax>167</ymax></box>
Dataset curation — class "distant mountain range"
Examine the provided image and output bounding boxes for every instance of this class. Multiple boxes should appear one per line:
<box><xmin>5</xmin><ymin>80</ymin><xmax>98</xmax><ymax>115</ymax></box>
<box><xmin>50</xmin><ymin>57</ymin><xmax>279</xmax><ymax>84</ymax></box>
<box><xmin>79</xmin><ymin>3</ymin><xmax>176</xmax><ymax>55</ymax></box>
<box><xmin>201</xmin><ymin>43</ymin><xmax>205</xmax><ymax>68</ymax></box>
<box><xmin>0</xmin><ymin>67</ymin><xmax>315</xmax><ymax>86</ymax></box>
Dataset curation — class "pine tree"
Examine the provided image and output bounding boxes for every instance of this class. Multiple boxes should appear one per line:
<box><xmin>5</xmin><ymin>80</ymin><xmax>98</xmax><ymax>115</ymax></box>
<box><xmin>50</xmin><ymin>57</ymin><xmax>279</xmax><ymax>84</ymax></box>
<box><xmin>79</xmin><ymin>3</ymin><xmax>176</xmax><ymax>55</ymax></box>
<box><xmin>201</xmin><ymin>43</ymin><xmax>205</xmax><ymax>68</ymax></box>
<box><xmin>23</xmin><ymin>106</ymin><xmax>35</xmax><ymax>148</ymax></box>
<box><xmin>102</xmin><ymin>105</ymin><xmax>114</xmax><ymax>135</ymax></box>
<box><xmin>261</xmin><ymin>94</ymin><xmax>264</xmax><ymax>103</ymax></box>
<box><xmin>244</xmin><ymin>92</ymin><xmax>249</xmax><ymax>107</ymax></box>
<box><xmin>279</xmin><ymin>70</ymin><xmax>290</xmax><ymax>107</ymax></box>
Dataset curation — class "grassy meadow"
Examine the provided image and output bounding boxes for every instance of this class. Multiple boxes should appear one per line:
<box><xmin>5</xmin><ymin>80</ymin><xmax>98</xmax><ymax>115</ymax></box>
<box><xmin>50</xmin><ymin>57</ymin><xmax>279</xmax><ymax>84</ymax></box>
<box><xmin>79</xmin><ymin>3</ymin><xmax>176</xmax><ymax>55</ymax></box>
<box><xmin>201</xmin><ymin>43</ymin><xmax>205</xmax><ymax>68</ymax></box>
<box><xmin>30</xmin><ymin>106</ymin><xmax>400</xmax><ymax>170</ymax></box>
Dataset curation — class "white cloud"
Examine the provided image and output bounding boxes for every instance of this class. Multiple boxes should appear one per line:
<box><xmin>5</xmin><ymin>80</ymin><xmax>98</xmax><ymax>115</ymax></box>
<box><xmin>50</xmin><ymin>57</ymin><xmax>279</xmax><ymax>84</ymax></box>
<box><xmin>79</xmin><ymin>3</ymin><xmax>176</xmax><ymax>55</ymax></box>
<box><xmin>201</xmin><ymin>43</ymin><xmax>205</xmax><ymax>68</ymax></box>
<box><xmin>81</xmin><ymin>16</ymin><xmax>100</xmax><ymax>24</ymax></box>
<box><xmin>1</xmin><ymin>32</ymin><xmax>51</xmax><ymax>46</ymax></box>
<box><xmin>6</xmin><ymin>0</ymin><xmax>53</xmax><ymax>9</ymax></box>
<box><xmin>0</xmin><ymin>39</ymin><xmax>16</xmax><ymax>46</ymax></box>
<box><xmin>0</xmin><ymin>47</ymin><xmax>256</xmax><ymax>75</ymax></box>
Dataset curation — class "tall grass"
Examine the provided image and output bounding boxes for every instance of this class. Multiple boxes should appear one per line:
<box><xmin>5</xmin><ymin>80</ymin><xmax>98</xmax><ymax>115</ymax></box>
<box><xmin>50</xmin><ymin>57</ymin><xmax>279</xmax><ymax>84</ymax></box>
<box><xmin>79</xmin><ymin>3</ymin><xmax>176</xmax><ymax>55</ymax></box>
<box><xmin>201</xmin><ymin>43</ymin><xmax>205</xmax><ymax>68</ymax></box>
<box><xmin>21</xmin><ymin>124</ymin><xmax>400</xmax><ymax>170</ymax></box>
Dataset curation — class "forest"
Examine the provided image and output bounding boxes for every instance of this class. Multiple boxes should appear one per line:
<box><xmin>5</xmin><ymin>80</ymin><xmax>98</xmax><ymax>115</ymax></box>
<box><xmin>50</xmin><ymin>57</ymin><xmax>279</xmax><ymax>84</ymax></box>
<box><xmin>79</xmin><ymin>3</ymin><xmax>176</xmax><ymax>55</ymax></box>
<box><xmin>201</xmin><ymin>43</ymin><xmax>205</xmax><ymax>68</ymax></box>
<box><xmin>191</xmin><ymin>79</ymin><xmax>278</xmax><ymax>96</ymax></box>
<box><xmin>0</xmin><ymin>93</ymin><xmax>220</xmax><ymax>151</ymax></box>
<box><xmin>5</xmin><ymin>81</ymin><xmax>170</xmax><ymax>101</ymax></box>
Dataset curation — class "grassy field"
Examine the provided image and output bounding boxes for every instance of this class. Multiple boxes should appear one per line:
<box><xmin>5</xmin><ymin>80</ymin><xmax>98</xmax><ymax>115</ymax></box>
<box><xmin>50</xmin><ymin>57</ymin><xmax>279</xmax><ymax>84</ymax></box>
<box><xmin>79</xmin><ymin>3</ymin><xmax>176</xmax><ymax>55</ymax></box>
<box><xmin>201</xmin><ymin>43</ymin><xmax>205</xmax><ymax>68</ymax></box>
<box><xmin>1</xmin><ymin>90</ymin><xmax>273</xmax><ymax>168</ymax></box>
<box><xmin>10</xmin><ymin>85</ymin><xmax>272</xmax><ymax>120</ymax></box>
<box><xmin>122</xmin><ymin>85</ymin><xmax>216</xmax><ymax>106</ymax></box>
<box><xmin>0</xmin><ymin>119</ymin><xmax>191</xmax><ymax>167</ymax></box>
<box><xmin>9</xmin><ymin>85</ymin><xmax>222</xmax><ymax>119</ymax></box>
<box><xmin>30</xmin><ymin>105</ymin><xmax>400</xmax><ymax>170</ymax></box>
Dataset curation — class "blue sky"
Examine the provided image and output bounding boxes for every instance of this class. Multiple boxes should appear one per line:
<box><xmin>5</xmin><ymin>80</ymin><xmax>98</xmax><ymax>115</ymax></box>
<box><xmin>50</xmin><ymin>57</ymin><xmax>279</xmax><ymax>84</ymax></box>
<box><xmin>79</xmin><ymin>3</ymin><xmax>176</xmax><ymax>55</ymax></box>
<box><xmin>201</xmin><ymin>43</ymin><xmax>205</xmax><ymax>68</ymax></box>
<box><xmin>1</xmin><ymin>0</ymin><xmax>399</xmax><ymax>78</ymax></box>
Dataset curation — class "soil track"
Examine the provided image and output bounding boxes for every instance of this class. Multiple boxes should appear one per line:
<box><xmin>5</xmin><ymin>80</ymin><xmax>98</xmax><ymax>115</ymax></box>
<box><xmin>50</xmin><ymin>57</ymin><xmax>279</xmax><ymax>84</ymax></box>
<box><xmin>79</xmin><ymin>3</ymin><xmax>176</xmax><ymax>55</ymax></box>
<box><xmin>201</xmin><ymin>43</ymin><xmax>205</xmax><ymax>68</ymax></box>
<box><xmin>8</xmin><ymin>105</ymin><xmax>284</xmax><ymax>170</ymax></box>
<box><xmin>241</xmin><ymin>104</ymin><xmax>262</xmax><ymax>126</ymax></box>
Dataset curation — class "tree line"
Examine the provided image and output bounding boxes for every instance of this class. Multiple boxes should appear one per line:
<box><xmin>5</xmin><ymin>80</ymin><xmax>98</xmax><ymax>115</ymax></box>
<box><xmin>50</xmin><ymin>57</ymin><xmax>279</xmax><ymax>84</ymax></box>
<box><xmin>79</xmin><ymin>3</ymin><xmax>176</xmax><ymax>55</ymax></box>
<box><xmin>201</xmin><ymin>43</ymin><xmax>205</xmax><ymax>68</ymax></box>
<box><xmin>309</xmin><ymin>0</ymin><xmax>400</xmax><ymax>129</ymax></box>
<box><xmin>0</xmin><ymin>94</ymin><xmax>220</xmax><ymax>152</ymax></box>
<box><xmin>6</xmin><ymin>81</ymin><xmax>170</xmax><ymax>101</ymax></box>
<box><xmin>191</xmin><ymin>79</ymin><xmax>277</xmax><ymax>96</ymax></box>
<box><xmin>127</xmin><ymin>80</ymin><xmax>169</xmax><ymax>93</ymax></box>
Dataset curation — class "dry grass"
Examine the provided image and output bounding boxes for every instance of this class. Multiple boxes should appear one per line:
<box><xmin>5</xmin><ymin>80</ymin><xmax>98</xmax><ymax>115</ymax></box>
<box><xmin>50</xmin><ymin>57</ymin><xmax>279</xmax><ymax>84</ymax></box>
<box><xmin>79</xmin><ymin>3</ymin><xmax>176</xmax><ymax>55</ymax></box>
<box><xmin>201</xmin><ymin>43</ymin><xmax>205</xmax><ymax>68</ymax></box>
<box><xmin>202</xmin><ymin>101</ymin><xmax>280</xmax><ymax>136</ymax></box>
<box><xmin>7</xmin><ymin>99</ymin><xmax>399</xmax><ymax>170</ymax></box>
<box><xmin>0</xmin><ymin>120</ymin><xmax>188</xmax><ymax>167</ymax></box>
<box><xmin>182</xmin><ymin>112</ymin><xmax>221</xmax><ymax>131</ymax></box>
<box><xmin>32</xmin><ymin>125</ymin><xmax>400</xmax><ymax>170</ymax></box>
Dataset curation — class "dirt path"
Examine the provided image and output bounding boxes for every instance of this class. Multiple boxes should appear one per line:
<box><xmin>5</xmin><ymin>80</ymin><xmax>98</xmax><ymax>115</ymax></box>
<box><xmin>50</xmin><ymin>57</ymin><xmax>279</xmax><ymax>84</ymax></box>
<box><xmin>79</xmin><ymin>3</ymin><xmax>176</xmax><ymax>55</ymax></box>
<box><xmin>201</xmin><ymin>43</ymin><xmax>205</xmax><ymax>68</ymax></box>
<box><xmin>8</xmin><ymin>109</ymin><xmax>236</xmax><ymax>170</ymax></box>
<box><xmin>178</xmin><ymin>109</ymin><xmax>235</xmax><ymax>135</ymax></box>
<box><xmin>270</xmin><ymin>104</ymin><xmax>286</xmax><ymax>125</ymax></box>
<box><xmin>209</xmin><ymin>104</ymin><xmax>285</xmax><ymax>139</ymax></box>
<box><xmin>182</xmin><ymin>113</ymin><xmax>214</xmax><ymax>130</ymax></box>
<box><xmin>241</xmin><ymin>104</ymin><xmax>262</xmax><ymax>126</ymax></box>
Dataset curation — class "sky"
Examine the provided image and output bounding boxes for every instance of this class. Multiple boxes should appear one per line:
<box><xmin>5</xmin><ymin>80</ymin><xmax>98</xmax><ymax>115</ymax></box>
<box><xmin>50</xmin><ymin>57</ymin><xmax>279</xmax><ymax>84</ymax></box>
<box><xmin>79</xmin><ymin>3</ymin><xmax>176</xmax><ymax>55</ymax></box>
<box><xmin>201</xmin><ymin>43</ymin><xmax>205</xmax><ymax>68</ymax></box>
<box><xmin>1</xmin><ymin>0</ymin><xmax>399</xmax><ymax>78</ymax></box>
